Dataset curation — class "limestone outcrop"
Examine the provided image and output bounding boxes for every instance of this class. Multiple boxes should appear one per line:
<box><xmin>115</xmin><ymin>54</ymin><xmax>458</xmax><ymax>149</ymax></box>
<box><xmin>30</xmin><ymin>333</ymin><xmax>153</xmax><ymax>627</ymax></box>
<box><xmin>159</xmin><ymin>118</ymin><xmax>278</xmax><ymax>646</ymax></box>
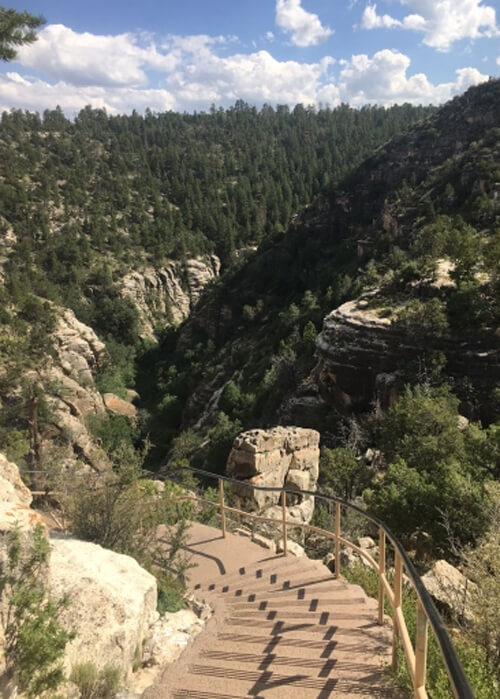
<box><xmin>32</xmin><ymin>306</ymin><xmax>110</xmax><ymax>472</ymax></box>
<box><xmin>0</xmin><ymin>455</ymin><xmax>47</xmax><ymax>696</ymax></box>
<box><xmin>226</xmin><ymin>427</ymin><xmax>319</xmax><ymax>525</ymax></box>
<box><xmin>120</xmin><ymin>256</ymin><xmax>220</xmax><ymax>339</ymax></box>
<box><xmin>49</xmin><ymin>535</ymin><xmax>157</xmax><ymax>678</ymax></box>
<box><xmin>422</xmin><ymin>559</ymin><xmax>476</xmax><ymax>621</ymax></box>
<box><xmin>312</xmin><ymin>293</ymin><xmax>500</xmax><ymax>416</ymax></box>
<box><xmin>0</xmin><ymin>454</ymin><xmax>32</xmax><ymax>506</ymax></box>
<box><xmin>53</xmin><ymin>308</ymin><xmax>106</xmax><ymax>385</ymax></box>
<box><xmin>0</xmin><ymin>456</ymin><xmax>163</xmax><ymax>692</ymax></box>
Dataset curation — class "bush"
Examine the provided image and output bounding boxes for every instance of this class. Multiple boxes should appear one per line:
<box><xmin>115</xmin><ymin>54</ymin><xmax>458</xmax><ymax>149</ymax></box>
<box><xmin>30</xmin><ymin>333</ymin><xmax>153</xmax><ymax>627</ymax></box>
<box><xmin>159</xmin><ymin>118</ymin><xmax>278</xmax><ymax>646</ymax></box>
<box><xmin>365</xmin><ymin>385</ymin><xmax>490</xmax><ymax>556</ymax></box>
<box><xmin>344</xmin><ymin>563</ymin><xmax>498</xmax><ymax>698</ymax></box>
<box><xmin>71</xmin><ymin>662</ymin><xmax>121</xmax><ymax>699</ymax></box>
<box><xmin>0</xmin><ymin>526</ymin><xmax>74</xmax><ymax>698</ymax></box>
<box><xmin>61</xmin><ymin>457</ymin><xmax>195</xmax><ymax>614</ymax></box>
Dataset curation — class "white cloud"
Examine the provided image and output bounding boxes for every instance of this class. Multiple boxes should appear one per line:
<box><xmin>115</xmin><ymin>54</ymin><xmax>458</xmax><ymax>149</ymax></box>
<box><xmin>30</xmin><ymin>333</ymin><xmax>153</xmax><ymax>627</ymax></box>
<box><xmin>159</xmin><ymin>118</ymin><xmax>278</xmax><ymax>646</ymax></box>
<box><xmin>16</xmin><ymin>24</ymin><xmax>178</xmax><ymax>87</ymax></box>
<box><xmin>166</xmin><ymin>50</ymin><xmax>334</xmax><ymax>108</ymax></box>
<box><xmin>497</xmin><ymin>56</ymin><xmax>500</xmax><ymax>65</ymax></box>
<box><xmin>266</xmin><ymin>31</ymin><xmax>275</xmax><ymax>41</ymax></box>
<box><xmin>275</xmin><ymin>0</ymin><xmax>333</xmax><ymax>47</ymax></box>
<box><xmin>360</xmin><ymin>1</ymin><xmax>498</xmax><ymax>50</ymax></box>
<box><xmin>361</xmin><ymin>4</ymin><xmax>402</xmax><ymax>29</ymax></box>
<box><xmin>1</xmin><ymin>22</ymin><xmax>490</xmax><ymax>116</ymax></box>
<box><xmin>334</xmin><ymin>49</ymin><xmax>488</xmax><ymax>105</ymax></box>
<box><xmin>0</xmin><ymin>72</ymin><xmax>176</xmax><ymax>115</ymax></box>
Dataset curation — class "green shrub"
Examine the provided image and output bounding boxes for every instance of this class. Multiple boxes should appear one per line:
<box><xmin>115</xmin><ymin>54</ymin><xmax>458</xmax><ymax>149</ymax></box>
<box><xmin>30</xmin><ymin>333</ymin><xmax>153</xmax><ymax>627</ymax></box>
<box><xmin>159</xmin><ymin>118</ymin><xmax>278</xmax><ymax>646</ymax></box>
<box><xmin>0</xmin><ymin>525</ymin><xmax>74</xmax><ymax>698</ymax></box>
<box><xmin>61</xmin><ymin>458</ymin><xmax>195</xmax><ymax>616</ymax></box>
<box><xmin>71</xmin><ymin>662</ymin><xmax>121</xmax><ymax>699</ymax></box>
<box><xmin>344</xmin><ymin>562</ymin><xmax>499</xmax><ymax>698</ymax></box>
<box><xmin>157</xmin><ymin>578</ymin><xmax>186</xmax><ymax>614</ymax></box>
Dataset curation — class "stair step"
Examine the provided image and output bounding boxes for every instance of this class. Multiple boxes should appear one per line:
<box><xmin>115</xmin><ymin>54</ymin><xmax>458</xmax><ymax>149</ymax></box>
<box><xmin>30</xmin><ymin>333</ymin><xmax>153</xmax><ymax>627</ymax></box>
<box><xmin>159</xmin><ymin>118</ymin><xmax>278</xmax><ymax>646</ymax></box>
<box><xmin>188</xmin><ymin>664</ymin><xmax>338</xmax><ymax>692</ymax></box>
<box><xmin>172</xmin><ymin>692</ymin><xmax>262</xmax><ymax>699</ymax></box>
<box><xmin>181</xmin><ymin>663</ymin><xmax>392</xmax><ymax>696</ymax></box>
<box><xmin>228</xmin><ymin>609</ymin><xmax>372</xmax><ymax>623</ymax></box>
<box><xmin>192</xmin><ymin>556</ymin><xmax>325</xmax><ymax>592</ymax></box>
<box><xmin>194</xmin><ymin>550</ymin><xmax>317</xmax><ymax>578</ymax></box>
<box><xmin>215</xmin><ymin>631</ymin><xmax>363</xmax><ymax>651</ymax></box>
<box><xmin>228</xmin><ymin>596</ymin><xmax>367</xmax><ymax>611</ymax></box>
<box><xmin>199</xmin><ymin>570</ymin><xmax>337</xmax><ymax>598</ymax></box>
<box><xmin>224</xmin><ymin>616</ymin><xmax>381</xmax><ymax>634</ymax></box>
<box><xmin>200</xmin><ymin>649</ymin><xmax>382</xmax><ymax>673</ymax></box>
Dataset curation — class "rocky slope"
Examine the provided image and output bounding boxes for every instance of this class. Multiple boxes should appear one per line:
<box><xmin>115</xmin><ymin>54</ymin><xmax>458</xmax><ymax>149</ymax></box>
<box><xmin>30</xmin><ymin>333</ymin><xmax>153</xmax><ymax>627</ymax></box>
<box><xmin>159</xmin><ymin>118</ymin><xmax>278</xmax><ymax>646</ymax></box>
<box><xmin>121</xmin><ymin>255</ymin><xmax>220</xmax><ymax>339</ymax></box>
<box><xmin>36</xmin><ymin>307</ymin><xmax>112</xmax><ymax>472</ymax></box>
<box><xmin>0</xmin><ymin>455</ymin><xmax>209</xmax><ymax>696</ymax></box>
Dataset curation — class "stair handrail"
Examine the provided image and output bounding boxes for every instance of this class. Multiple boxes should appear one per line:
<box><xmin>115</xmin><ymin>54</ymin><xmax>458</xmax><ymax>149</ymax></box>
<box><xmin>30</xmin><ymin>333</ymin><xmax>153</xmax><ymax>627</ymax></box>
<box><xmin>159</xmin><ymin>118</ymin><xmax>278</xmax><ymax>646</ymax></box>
<box><xmin>156</xmin><ymin>464</ymin><xmax>475</xmax><ymax>699</ymax></box>
<box><xmin>24</xmin><ymin>464</ymin><xmax>475</xmax><ymax>698</ymax></box>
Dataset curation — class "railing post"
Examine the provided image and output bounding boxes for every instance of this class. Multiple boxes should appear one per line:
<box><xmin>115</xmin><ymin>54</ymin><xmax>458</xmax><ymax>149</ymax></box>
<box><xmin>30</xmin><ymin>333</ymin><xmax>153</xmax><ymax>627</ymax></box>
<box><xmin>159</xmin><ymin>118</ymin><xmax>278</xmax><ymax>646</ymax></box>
<box><xmin>415</xmin><ymin>599</ymin><xmax>429</xmax><ymax>697</ymax></box>
<box><xmin>334</xmin><ymin>502</ymin><xmax>341</xmax><ymax>579</ymax></box>
<box><xmin>281</xmin><ymin>491</ymin><xmax>288</xmax><ymax>556</ymax></box>
<box><xmin>378</xmin><ymin>527</ymin><xmax>386</xmax><ymax>625</ymax></box>
<box><xmin>218</xmin><ymin>478</ymin><xmax>226</xmax><ymax>538</ymax></box>
<box><xmin>392</xmin><ymin>551</ymin><xmax>403</xmax><ymax>671</ymax></box>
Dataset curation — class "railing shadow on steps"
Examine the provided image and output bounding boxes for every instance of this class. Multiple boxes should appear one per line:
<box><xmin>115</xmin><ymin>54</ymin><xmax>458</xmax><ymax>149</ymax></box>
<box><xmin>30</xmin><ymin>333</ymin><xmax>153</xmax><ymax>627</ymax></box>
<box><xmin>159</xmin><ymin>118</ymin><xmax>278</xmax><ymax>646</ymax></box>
<box><xmin>26</xmin><ymin>465</ymin><xmax>474</xmax><ymax>699</ymax></box>
<box><xmin>152</xmin><ymin>465</ymin><xmax>475</xmax><ymax>699</ymax></box>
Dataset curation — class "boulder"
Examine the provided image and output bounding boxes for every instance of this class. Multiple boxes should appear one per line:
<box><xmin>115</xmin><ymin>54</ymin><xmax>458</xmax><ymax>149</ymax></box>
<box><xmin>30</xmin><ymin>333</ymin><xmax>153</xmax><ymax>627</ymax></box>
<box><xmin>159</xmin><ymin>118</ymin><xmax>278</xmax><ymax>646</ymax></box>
<box><xmin>0</xmin><ymin>453</ymin><xmax>32</xmax><ymax>506</ymax></box>
<box><xmin>128</xmin><ymin>607</ymin><xmax>205</xmax><ymax>695</ymax></box>
<box><xmin>48</xmin><ymin>535</ymin><xmax>157</xmax><ymax>678</ymax></box>
<box><xmin>142</xmin><ymin>609</ymin><xmax>203</xmax><ymax>668</ymax></box>
<box><xmin>422</xmin><ymin>559</ymin><xmax>476</xmax><ymax>621</ymax></box>
<box><xmin>358</xmin><ymin>536</ymin><xmax>376</xmax><ymax>551</ymax></box>
<box><xmin>226</xmin><ymin>426</ymin><xmax>319</xmax><ymax>525</ymax></box>
<box><xmin>0</xmin><ymin>456</ymin><xmax>48</xmax><ymax>693</ymax></box>
<box><xmin>103</xmin><ymin>393</ymin><xmax>137</xmax><ymax>420</ymax></box>
<box><xmin>277</xmin><ymin>539</ymin><xmax>305</xmax><ymax>558</ymax></box>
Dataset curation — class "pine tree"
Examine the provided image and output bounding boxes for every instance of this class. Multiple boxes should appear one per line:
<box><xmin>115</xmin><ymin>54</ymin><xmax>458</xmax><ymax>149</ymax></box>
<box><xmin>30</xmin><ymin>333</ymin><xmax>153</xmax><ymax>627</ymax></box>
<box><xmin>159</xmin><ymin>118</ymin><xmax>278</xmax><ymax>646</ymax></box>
<box><xmin>0</xmin><ymin>5</ymin><xmax>44</xmax><ymax>61</ymax></box>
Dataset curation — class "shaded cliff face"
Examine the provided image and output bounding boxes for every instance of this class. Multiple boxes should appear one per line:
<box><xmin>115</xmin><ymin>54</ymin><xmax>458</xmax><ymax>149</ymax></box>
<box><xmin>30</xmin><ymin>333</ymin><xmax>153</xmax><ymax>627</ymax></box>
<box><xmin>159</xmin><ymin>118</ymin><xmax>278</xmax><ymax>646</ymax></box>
<box><xmin>313</xmin><ymin>294</ymin><xmax>500</xmax><ymax>419</ymax></box>
<box><xmin>120</xmin><ymin>255</ymin><xmax>220</xmax><ymax>339</ymax></box>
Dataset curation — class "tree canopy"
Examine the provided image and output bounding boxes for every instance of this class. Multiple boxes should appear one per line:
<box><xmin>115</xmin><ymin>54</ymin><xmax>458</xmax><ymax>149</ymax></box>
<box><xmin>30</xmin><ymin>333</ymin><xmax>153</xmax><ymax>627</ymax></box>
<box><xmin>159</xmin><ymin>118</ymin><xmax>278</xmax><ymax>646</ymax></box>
<box><xmin>0</xmin><ymin>5</ymin><xmax>44</xmax><ymax>62</ymax></box>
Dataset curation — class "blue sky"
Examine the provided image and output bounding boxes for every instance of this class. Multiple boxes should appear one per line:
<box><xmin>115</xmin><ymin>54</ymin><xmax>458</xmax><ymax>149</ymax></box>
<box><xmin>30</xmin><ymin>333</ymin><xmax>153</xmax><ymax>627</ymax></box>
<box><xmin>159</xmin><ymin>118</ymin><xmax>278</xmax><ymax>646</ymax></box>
<box><xmin>2</xmin><ymin>1</ymin><xmax>499</xmax><ymax>115</ymax></box>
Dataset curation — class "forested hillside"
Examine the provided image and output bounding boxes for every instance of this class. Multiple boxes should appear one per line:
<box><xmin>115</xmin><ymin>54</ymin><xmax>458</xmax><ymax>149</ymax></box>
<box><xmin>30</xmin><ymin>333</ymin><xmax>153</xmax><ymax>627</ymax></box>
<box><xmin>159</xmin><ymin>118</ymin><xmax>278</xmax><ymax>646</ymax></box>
<box><xmin>146</xmin><ymin>80</ymin><xmax>499</xmax><ymax>450</ymax></box>
<box><xmin>0</xmin><ymin>99</ymin><xmax>432</xmax><ymax>466</ymax></box>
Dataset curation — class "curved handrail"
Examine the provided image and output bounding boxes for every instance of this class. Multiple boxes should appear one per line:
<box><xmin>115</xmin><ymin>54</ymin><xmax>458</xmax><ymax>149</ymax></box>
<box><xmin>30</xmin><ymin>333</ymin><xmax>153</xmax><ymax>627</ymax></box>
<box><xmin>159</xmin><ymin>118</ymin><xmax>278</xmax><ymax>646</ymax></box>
<box><xmin>156</xmin><ymin>464</ymin><xmax>475</xmax><ymax>699</ymax></box>
<box><xmin>25</xmin><ymin>464</ymin><xmax>474</xmax><ymax>698</ymax></box>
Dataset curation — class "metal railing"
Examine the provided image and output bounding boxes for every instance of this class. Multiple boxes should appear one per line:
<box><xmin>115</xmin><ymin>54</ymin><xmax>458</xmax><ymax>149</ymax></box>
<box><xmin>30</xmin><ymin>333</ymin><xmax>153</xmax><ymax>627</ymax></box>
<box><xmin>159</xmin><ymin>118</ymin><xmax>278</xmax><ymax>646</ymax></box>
<box><xmin>25</xmin><ymin>465</ymin><xmax>474</xmax><ymax>698</ymax></box>
<box><xmin>157</xmin><ymin>465</ymin><xmax>475</xmax><ymax>699</ymax></box>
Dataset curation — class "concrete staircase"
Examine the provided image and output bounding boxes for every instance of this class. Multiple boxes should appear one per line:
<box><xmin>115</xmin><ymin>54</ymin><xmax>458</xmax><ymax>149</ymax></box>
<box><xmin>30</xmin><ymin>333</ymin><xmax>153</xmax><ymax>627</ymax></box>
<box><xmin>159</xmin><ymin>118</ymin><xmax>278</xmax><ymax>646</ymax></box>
<box><xmin>143</xmin><ymin>523</ymin><xmax>393</xmax><ymax>698</ymax></box>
